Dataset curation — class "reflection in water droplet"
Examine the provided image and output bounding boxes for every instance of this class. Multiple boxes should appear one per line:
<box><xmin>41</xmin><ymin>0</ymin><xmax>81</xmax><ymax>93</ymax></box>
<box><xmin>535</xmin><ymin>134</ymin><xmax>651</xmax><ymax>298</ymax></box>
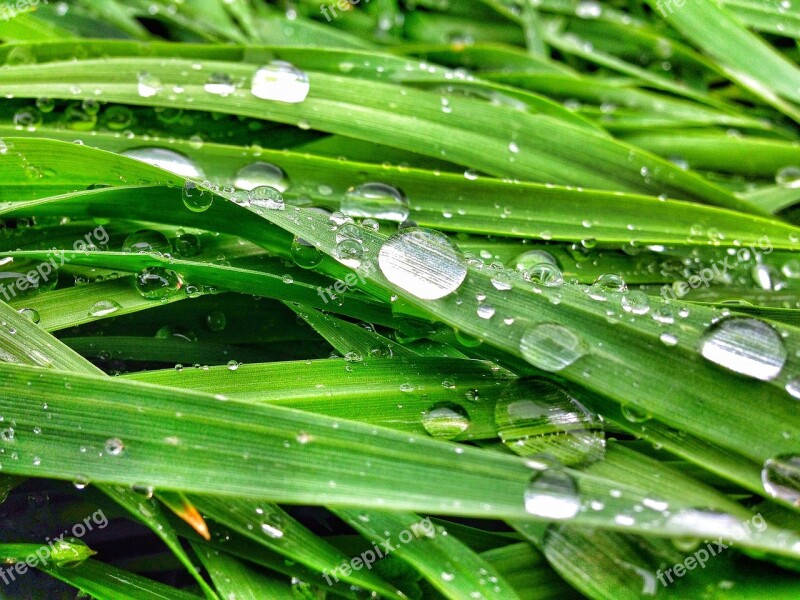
<box><xmin>512</xmin><ymin>249</ymin><xmax>559</xmax><ymax>272</ymax></box>
<box><xmin>422</xmin><ymin>402</ymin><xmax>471</xmax><ymax>440</ymax></box>
<box><xmin>519</xmin><ymin>323</ymin><xmax>588</xmax><ymax>372</ymax></box>
<box><xmin>17</xmin><ymin>308</ymin><xmax>40</xmax><ymax>323</ymax></box>
<box><xmin>334</xmin><ymin>239</ymin><xmax>364</xmax><ymax>268</ymax></box>
<box><xmin>699</xmin><ymin>318</ymin><xmax>786</xmax><ymax>381</ymax></box>
<box><xmin>341</xmin><ymin>182</ymin><xmax>409</xmax><ymax>222</ymax></box>
<box><xmin>234</xmin><ymin>162</ymin><xmax>289</xmax><ymax>192</ymax></box>
<box><xmin>251</xmin><ymin>61</ymin><xmax>310</xmax><ymax>103</ymax></box>
<box><xmin>122</xmin><ymin>148</ymin><xmax>204</xmax><ymax>178</ymax></box>
<box><xmin>762</xmin><ymin>454</ymin><xmax>800</xmax><ymax>505</ymax></box>
<box><xmin>524</xmin><ymin>469</ymin><xmax>580</xmax><ymax>520</ymax></box>
<box><xmin>495</xmin><ymin>378</ymin><xmax>604</xmax><ymax>465</ymax></box>
<box><xmin>378</xmin><ymin>228</ymin><xmax>467</xmax><ymax>300</ymax></box>
<box><xmin>776</xmin><ymin>166</ymin><xmax>800</xmax><ymax>189</ymax></box>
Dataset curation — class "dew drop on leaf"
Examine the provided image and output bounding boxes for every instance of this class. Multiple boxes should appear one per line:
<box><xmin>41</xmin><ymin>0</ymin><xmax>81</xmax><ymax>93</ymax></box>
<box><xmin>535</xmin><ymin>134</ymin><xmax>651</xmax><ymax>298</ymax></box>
<box><xmin>699</xmin><ymin>318</ymin><xmax>786</xmax><ymax>381</ymax></box>
<box><xmin>122</xmin><ymin>148</ymin><xmax>204</xmax><ymax>178</ymax></box>
<box><xmin>524</xmin><ymin>469</ymin><xmax>580</xmax><ymax>520</ymax></box>
<box><xmin>378</xmin><ymin>228</ymin><xmax>467</xmax><ymax>300</ymax></box>
<box><xmin>250</xmin><ymin>61</ymin><xmax>310</xmax><ymax>103</ymax></box>
<box><xmin>89</xmin><ymin>300</ymin><xmax>121</xmax><ymax>317</ymax></box>
<box><xmin>341</xmin><ymin>182</ymin><xmax>409</xmax><ymax>222</ymax></box>
<box><xmin>761</xmin><ymin>455</ymin><xmax>800</xmax><ymax>505</ymax></box>
<box><xmin>421</xmin><ymin>402</ymin><xmax>471</xmax><ymax>440</ymax></box>
<box><xmin>234</xmin><ymin>162</ymin><xmax>289</xmax><ymax>192</ymax></box>
<box><xmin>519</xmin><ymin>323</ymin><xmax>587</xmax><ymax>372</ymax></box>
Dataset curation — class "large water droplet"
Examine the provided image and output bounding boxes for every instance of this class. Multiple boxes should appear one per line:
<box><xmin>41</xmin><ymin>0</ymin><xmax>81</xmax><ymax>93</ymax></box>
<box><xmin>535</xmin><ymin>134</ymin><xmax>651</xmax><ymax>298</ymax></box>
<box><xmin>250</xmin><ymin>61</ymin><xmax>310</xmax><ymax>103</ymax></box>
<box><xmin>495</xmin><ymin>378</ymin><xmax>604</xmax><ymax>465</ymax></box>
<box><xmin>421</xmin><ymin>402</ymin><xmax>471</xmax><ymax>440</ymax></box>
<box><xmin>524</xmin><ymin>469</ymin><xmax>580</xmax><ymax>520</ymax></box>
<box><xmin>699</xmin><ymin>318</ymin><xmax>786</xmax><ymax>381</ymax></box>
<box><xmin>122</xmin><ymin>148</ymin><xmax>204</xmax><ymax>178</ymax></box>
<box><xmin>135</xmin><ymin>267</ymin><xmax>182</xmax><ymax>300</ymax></box>
<box><xmin>519</xmin><ymin>323</ymin><xmax>588</xmax><ymax>372</ymax></box>
<box><xmin>761</xmin><ymin>455</ymin><xmax>800</xmax><ymax>506</ymax></box>
<box><xmin>234</xmin><ymin>162</ymin><xmax>289</xmax><ymax>192</ymax></box>
<box><xmin>341</xmin><ymin>182</ymin><xmax>409</xmax><ymax>222</ymax></box>
<box><xmin>378</xmin><ymin>228</ymin><xmax>467</xmax><ymax>300</ymax></box>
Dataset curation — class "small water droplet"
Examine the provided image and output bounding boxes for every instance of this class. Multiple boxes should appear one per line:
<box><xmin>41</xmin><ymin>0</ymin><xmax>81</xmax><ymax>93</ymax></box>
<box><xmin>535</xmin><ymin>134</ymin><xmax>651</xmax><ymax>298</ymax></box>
<box><xmin>776</xmin><ymin>166</ymin><xmax>800</xmax><ymax>189</ymax></box>
<box><xmin>104</xmin><ymin>438</ymin><xmax>124</xmax><ymax>456</ymax></box>
<box><xmin>204</xmin><ymin>72</ymin><xmax>236</xmax><ymax>96</ymax></box>
<box><xmin>122</xmin><ymin>229</ymin><xmax>171</xmax><ymax>254</ymax></box>
<box><xmin>89</xmin><ymin>300</ymin><xmax>122</xmax><ymax>317</ymax></box>
<box><xmin>137</xmin><ymin>71</ymin><xmax>162</xmax><ymax>98</ymax></box>
<box><xmin>291</xmin><ymin>236</ymin><xmax>323</xmax><ymax>269</ymax></box>
<box><xmin>762</xmin><ymin>455</ymin><xmax>800</xmax><ymax>505</ymax></box>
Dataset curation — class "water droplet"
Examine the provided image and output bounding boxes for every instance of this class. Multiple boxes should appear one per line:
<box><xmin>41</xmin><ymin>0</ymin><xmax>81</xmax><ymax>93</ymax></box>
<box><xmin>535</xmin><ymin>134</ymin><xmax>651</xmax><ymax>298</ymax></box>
<box><xmin>421</xmin><ymin>403</ymin><xmax>471</xmax><ymax>439</ymax></box>
<box><xmin>204</xmin><ymin>72</ymin><xmax>236</xmax><ymax>96</ymax></box>
<box><xmin>699</xmin><ymin>318</ymin><xmax>786</xmax><ymax>381</ymax></box>
<box><xmin>137</xmin><ymin>71</ymin><xmax>162</xmax><ymax>98</ymax></box>
<box><xmin>251</xmin><ymin>61</ymin><xmax>310</xmax><ymax>103</ymax></box>
<box><xmin>291</xmin><ymin>236</ymin><xmax>323</xmax><ymax>269</ymax></box>
<box><xmin>378</xmin><ymin>228</ymin><xmax>467</xmax><ymax>300</ymax></box>
<box><xmin>122</xmin><ymin>230</ymin><xmax>171</xmax><ymax>254</ymax></box>
<box><xmin>519</xmin><ymin>323</ymin><xmax>588</xmax><ymax>372</ymax></box>
<box><xmin>496</xmin><ymin>378</ymin><xmax>604</xmax><ymax>465</ymax></box>
<box><xmin>207</xmin><ymin>311</ymin><xmax>227</xmax><ymax>332</ymax></box>
<box><xmin>17</xmin><ymin>308</ymin><xmax>40</xmax><ymax>324</ymax></box>
<box><xmin>786</xmin><ymin>377</ymin><xmax>800</xmax><ymax>399</ymax></box>
<box><xmin>587</xmin><ymin>274</ymin><xmax>627</xmax><ymax>301</ymax></box>
<box><xmin>576</xmin><ymin>0</ymin><xmax>602</xmax><ymax>18</ymax></box>
<box><xmin>104</xmin><ymin>438</ymin><xmax>124</xmax><ymax>456</ymax></box>
<box><xmin>234</xmin><ymin>162</ymin><xmax>289</xmax><ymax>192</ymax></box>
<box><xmin>248</xmin><ymin>186</ymin><xmax>285</xmax><ymax>211</ymax></box>
<box><xmin>122</xmin><ymin>148</ymin><xmax>204</xmax><ymax>178</ymax></box>
<box><xmin>182</xmin><ymin>181</ymin><xmax>213</xmax><ymax>212</ymax></box>
<box><xmin>134</xmin><ymin>267</ymin><xmax>182</xmax><ymax>300</ymax></box>
<box><xmin>524</xmin><ymin>263</ymin><xmax>563</xmax><ymax>287</ymax></box>
<box><xmin>513</xmin><ymin>250</ymin><xmax>559</xmax><ymax>272</ymax></box>
<box><xmin>334</xmin><ymin>239</ymin><xmax>364</xmax><ymax>268</ymax></box>
<box><xmin>776</xmin><ymin>166</ymin><xmax>800</xmax><ymax>189</ymax></box>
<box><xmin>621</xmin><ymin>405</ymin><xmax>651</xmax><ymax>423</ymax></box>
<box><xmin>227</xmin><ymin>360</ymin><xmax>240</xmax><ymax>371</ymax></box>
<box><xmin>621</xmin><ymin>291</ymin><xmax>650</xmax><ymax>315</ymax></box>
<box><xmin>174</xmin><ymin>233</ymin><xmax>201</xmax><ymax>257</ymax></box>
<box><xmin>524</xmin><ymin>469</ymin><xmax>580</xmax><ymax>520</ymax></box>
<box><xmin>341</xmin><ymin>182</ymin><xmax>409</xmax><ymax>222</ymax></box>
<box><xmin>762</xmin><ymin>455</ymin><xmax>800</xmax><ymax>505</ymax></box>
<box><xmin>89</xmin><ymin>300</ymin><xmax>122</xmax><ymax>317</ymax></box>
<box><xmin>261</xmin><ymin>522</ymin><xmax>284</xmax><ymax>538</ymax></box>
<box><xmin>0</xmin><ymin>427</ymin><xmax>14</xmax><ymax>442</ymax></box>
